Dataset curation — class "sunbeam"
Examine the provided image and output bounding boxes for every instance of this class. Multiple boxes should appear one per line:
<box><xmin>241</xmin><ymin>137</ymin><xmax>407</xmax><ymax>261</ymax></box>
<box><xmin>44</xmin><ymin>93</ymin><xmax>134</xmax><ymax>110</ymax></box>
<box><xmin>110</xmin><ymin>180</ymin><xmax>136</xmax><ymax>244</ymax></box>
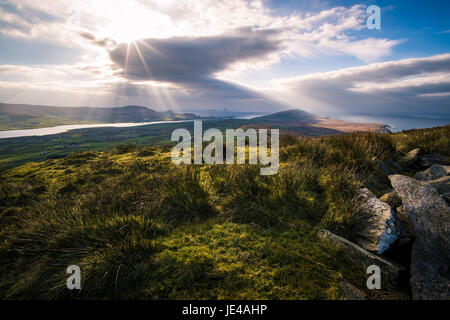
<box><xmin>132</xmin><ymin>41</ymin><xmax>152</xmax><ymax>79</ymax></box>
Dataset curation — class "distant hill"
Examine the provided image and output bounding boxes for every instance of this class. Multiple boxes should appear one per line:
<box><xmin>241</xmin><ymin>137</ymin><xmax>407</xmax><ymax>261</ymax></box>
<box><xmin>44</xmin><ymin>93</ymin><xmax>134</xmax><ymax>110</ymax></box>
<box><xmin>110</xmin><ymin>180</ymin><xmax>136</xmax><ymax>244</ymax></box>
<box><xmin>0</xmin><ymin>103</ymin><xmax>389</xmax><ymax>134</ymax></box>
<box><xmin>251</xmin><ymin>109</ymin><xmax>313</xmax><ymax>123</ymax></box>
<box><xmin>0</xmin><ymin>103</ymin><xmax>199</xmax><ymax>130</ymax></box>
<box><xmin>247</xmin><ymin>109</ymin><xmax>390</xmax><ymax>136</ymax></box>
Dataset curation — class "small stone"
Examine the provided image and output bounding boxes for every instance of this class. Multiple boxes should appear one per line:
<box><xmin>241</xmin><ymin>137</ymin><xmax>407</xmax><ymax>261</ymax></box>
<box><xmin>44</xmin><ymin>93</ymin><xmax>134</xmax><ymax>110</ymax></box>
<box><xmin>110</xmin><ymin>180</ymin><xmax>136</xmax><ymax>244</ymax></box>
<box><xmin>400</xmin><ymin>148</ymin><xmax>422</xmax><ymax>168</ymax></box>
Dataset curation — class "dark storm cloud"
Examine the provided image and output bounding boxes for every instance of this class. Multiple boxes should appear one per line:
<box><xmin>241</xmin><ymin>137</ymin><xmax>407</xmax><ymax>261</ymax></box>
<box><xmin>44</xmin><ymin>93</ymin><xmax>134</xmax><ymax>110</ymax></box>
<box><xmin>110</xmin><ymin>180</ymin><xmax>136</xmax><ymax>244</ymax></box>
<box><xmin>108</xmin><ymin>28</ymin><xmax>285</xmax><ymax>111</ymax></box>
<box><xmin>109</xmin><ymin>29</ymin><xmax>281</xmax><ymax>82</ymax></box>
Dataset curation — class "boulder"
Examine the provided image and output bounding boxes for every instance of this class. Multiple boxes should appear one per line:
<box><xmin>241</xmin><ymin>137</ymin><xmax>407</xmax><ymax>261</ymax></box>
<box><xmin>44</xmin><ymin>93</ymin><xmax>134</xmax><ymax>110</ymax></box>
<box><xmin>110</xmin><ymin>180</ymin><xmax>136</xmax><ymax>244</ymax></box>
<box><xmin>418</xmin><ymin>153</ymin><xmax>449</xmax><ymax>168</ymax></box>
<box><xmin>389</xmin><ymin>174</ymin><xmax>450</xmax><ymax>300</ymax></box>
<box><xmin>429</xmin><ymin>176</ymin><xmax>450</xmax><ymax>196</ymax></box>
<box><xmin>415</xmin><ymin>165</ymin><xmax>450</xmax><ymax>205</ymax></box>
<box><xmin>352</xmin><ymin>188</ymin><xmax>399</xmax><ymax>254</ymax></box>
<box><xmin>400</xmin><ymin>148</ymin><xmax>422</xmax><ymax>168</ymax></box>
<box><xmin>414</xmin><ymin>164</ymin><xmax>450</xmax><ymax>181</ymax></box>
<box><xmin>318</xmin><ymin>229</ymin><xmax>404</xmax><ymax>282</ymax></box>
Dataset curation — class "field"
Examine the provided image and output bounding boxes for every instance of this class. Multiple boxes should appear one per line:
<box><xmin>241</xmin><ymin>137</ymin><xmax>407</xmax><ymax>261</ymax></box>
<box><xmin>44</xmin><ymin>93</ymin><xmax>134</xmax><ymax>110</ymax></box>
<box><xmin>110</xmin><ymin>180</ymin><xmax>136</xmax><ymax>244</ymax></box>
<box><xmin>1</xmin><ymin>125</ymin><xmax>448</xmax><ymax>299</ymax></box>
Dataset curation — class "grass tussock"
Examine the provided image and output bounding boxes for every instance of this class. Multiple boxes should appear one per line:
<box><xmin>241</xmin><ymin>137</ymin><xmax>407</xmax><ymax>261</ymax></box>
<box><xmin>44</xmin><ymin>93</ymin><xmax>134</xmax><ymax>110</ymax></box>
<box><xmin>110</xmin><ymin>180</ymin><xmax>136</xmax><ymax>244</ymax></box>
<box><xmin>0</xmin><ymin>125</ymin><xmax>448</xmax><ymax>299</ymax></box>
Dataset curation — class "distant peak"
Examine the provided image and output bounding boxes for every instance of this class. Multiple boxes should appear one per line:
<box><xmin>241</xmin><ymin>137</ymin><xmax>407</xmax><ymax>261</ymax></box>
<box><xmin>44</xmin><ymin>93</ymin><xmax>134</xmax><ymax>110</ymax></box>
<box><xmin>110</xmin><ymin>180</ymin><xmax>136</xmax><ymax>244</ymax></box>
<box><xmin>251</xmin><ymin>109</ymin><xmax>312</xmax><ymax>122</ymax></box>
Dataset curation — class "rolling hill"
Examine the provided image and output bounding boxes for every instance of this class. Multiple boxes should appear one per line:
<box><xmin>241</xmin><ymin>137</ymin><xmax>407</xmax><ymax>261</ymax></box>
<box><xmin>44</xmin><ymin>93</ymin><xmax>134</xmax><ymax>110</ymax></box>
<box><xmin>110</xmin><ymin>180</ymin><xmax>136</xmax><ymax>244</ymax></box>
<box><xmin>247</xmin><ymin>109</ymin><xmax>391</xmax><ymax>136</ymax></box>
<box><xmin>0</xmin><ymin>103</ymin><xmax>199</xmax><ymax>130</ymax></box>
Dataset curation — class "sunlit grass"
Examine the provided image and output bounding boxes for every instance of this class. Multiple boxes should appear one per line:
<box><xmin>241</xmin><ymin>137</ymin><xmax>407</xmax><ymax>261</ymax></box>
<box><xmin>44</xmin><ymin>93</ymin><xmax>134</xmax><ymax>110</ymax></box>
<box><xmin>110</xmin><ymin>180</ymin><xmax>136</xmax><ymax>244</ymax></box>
<box><xmin>0</xmin><ymin>126</ymin><xmax>448</xmax><ymax>299</ymax></box>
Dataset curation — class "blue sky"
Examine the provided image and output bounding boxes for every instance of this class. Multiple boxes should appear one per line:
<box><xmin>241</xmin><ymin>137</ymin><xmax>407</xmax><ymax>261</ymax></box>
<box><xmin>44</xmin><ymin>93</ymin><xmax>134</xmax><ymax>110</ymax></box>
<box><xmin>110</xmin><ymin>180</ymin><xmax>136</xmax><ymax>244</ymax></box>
<box><xmin>234</xmin><ymin>0</ymin><xmax>450</xmax><ymax>84</ymax></box>
<box><xmin>0</xmin><ymin>0</ymin><xmax>449</xmax><ymax>126</ymax></box>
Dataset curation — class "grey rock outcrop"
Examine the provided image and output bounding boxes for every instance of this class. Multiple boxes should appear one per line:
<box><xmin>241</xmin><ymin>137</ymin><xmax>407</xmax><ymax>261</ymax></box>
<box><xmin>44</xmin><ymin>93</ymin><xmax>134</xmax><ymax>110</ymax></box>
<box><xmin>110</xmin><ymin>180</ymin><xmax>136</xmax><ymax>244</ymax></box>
<box><xmin>318</xmin><ymin>229</ymin><xmax>404</xmax><ymax>282</ymax></box>
<box><xmin>352</xmin><ymin>188</ymin><xmax>399</xmax><ymax>254</ymax></box>
<box><xmin>389</xmin><ymin>174</ymin><xmax>450</xmax><ymax>300</ymax></box>
<box><xmin>401</xmin><ymin>149</ymin><xmax>449</xmax><ymax>169</ymax></box>
<box><xmin>415</xmin><ymin>165</ymin><xmax>450</xmax><ymax>205</ymax></box>
<box><xmin>429</xmin><ymin>176</ymin><xmax>450</xmax><ymax>197</ymax></box>
<box><xmin>418</xmin><ymin>154</ymin><xmax>449</xmax><ymax>168</ymax></box>
<box><xmin>414</xmin><ymin>164</ymin><xmax>450</xmax><ymax>181</ymax></box>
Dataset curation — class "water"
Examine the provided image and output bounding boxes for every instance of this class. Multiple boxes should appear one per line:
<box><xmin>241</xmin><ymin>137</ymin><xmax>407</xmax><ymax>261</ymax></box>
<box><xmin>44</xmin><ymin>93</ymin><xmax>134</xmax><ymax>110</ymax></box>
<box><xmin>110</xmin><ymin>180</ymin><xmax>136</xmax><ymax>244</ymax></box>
<box><xmin>0</xmin><ymin>120</ymin><xmax>192</xmax><ymax>139</ymax></box>
<box><xmin>333</xmin><ymin>115</ymin><xmax>450</xmax><ymax>132</ymax></box>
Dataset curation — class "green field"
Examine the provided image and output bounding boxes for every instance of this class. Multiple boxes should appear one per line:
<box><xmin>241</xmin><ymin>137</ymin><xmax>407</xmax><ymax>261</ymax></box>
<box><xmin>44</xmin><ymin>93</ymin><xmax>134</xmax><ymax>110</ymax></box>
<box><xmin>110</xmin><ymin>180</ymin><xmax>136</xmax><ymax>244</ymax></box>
<box><xmin>0</xmin><ymin>120</ymin><xmax>250</xmax><ymax>170</ymax></box>
<box><xmin>1</xmin><ymin>125</ymin><xmax>448</xmax><ymax>299</ymax></box>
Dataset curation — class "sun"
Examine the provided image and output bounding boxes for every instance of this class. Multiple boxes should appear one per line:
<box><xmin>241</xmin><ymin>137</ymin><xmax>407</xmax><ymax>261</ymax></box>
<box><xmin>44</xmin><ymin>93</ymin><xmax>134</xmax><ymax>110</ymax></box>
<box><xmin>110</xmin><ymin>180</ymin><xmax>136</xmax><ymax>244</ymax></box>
<box><xmin>89</xmin><ymin>0</ymin><xmax>176</xmax><ymax>43</ymax></box>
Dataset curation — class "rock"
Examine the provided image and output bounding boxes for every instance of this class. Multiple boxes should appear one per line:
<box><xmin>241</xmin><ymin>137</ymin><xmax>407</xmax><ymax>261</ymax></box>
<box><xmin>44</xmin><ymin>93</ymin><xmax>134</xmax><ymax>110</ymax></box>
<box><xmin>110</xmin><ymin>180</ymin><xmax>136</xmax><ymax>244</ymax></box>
<box><xmin>418</xmin><ymin>154</ymin><xmax>449</xmax><ymax>168</ymax></box>
<box><xmin>429</xmin><ymin>176</ymin><xmax>450</xmax><ymax>196</ymax></box>
<box><xmin>352</xmin><ymin>188</ymin><xmax>399</xmax><ymax>254</ymax></box>
<box><xmin>340</xmin><ymin>280</ymin><xmax>367</xmax><ymax>300</ymax></box>
<box><xmin>400</xmin><ymin>148</ymin><xmax>422</xmax><ymax>168</ymax></box>
<box><xmin>441</xmin><ymin>193</ymin><xmax>450</xmax><ymax>206</ymax></box>
<box><xmin>380</xmin><ymin>192</ymin><xmax>402</xmax><ymax>208</ymax></box>
<box><xmin>415</xmin><ymin>166</ymin><xmax>450</xmax><ymax>205</ymax></box>
<box><xmin>378</xmin><ymin>160</ymin><xmax>403</xmax><ymax>176</ymax></box>
<box><xmin>390</xmin><ymin>161</ymin><xmax>404</xmax><ymax>172</ymax></box>
<box><xmin>318</xmin><ymin>229</ymin><xmax>404</xmax><ymax>282</ymax></box>
<box><xmin>389</xmin><ymin>174</ymin><xmax>450</xmax><ymax>300</ymax></box>
<box><xmin>415</xmin><ymin>164</ymin><xmax>450</xmax><ymax>181</ymax></box>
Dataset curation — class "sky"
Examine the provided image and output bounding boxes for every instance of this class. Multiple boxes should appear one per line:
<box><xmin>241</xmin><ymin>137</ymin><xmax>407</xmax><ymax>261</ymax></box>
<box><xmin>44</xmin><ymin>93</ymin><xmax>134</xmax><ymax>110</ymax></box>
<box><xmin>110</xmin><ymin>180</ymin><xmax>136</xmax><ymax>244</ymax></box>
<box><xmin>0</xmin><ymin>0</ymin><xmax>449</xmax><ymax>125</ymax></box>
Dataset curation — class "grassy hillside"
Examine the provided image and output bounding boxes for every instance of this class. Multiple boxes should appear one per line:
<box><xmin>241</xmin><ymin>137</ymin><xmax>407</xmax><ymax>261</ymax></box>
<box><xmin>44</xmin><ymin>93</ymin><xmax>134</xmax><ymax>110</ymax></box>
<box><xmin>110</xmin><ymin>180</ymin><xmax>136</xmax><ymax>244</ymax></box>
<box><xmin>0</xmin><ymin>126</ymin><xmax>448</xmax><ymax>299</ymax></box>
<box><xmin>0</xmin><ymin>117</ymin><xmax>390</xmax><ymax>171</ymax></box>
<box><xmin>0</xmin><ymin>103</ymin><xmax>199</xmax><ymax>130</ymax></box>
<box><xmin>0</xmin><ymin>120</ymin><xmax>249</xmax><ymax>170</ymax></box>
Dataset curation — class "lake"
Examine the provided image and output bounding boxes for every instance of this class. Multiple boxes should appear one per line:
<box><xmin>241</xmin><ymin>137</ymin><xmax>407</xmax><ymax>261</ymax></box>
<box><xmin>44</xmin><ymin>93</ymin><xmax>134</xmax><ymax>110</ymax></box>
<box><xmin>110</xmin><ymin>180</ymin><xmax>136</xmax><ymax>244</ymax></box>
<box><xmin>0</xmin><ymin>120</ymin><xmax>193</xmax><ymax>139</ymax></box>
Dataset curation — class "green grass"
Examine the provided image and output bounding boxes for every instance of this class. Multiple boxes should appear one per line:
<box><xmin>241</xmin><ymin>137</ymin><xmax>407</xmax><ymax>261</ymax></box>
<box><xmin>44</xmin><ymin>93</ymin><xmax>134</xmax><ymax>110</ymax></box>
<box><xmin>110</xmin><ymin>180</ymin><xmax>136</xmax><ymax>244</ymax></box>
<box><xmin>0</xmin><ymin>126</ymin><xmax>448</xmax><ymax>299</ymax></box>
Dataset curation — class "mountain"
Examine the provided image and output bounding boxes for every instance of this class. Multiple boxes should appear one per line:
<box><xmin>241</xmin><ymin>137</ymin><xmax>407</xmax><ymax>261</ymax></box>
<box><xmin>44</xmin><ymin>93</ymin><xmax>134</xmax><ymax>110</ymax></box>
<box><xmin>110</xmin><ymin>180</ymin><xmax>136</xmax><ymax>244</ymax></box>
<box><xmin>0</xmin><ymin>103</ymin><xmax>199</xmax><ymax>130</ymax></box>
<box><xmin>251</xmin><ymin>109</ymin><xmax>313</xmax><ymax>123</ymax></box>
<box><xmin>246</xmin><ymin>109</ymin><xmax>390</xmax><ymax>136</ymax></box>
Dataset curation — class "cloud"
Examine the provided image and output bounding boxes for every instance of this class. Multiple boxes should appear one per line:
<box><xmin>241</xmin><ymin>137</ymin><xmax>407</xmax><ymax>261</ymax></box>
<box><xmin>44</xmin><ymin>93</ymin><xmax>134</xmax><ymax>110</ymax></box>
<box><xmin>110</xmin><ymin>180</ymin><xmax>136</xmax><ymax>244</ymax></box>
<box><xmin>0</xmin><ymin>0</ymin><xmax>409</xmax><ymax>113</ymax></box>
<box><xmin>2</xmin><ymin>0</ymin><xmax>400</xmax><ymax>62</ymax></box>
<box><xmin>110</xmin><ymin>29</ymin><xmax>280</xmax><ymax>81</ymax></box>
<box><xmin>272</xmin><ymin>54</ymin><xmax>450</xmax><ymax>118</ymax></box>
<box><xmin>107</xmin><ymin>29</ymin><xmax>287</xmax><ymax>110</ymax></box>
